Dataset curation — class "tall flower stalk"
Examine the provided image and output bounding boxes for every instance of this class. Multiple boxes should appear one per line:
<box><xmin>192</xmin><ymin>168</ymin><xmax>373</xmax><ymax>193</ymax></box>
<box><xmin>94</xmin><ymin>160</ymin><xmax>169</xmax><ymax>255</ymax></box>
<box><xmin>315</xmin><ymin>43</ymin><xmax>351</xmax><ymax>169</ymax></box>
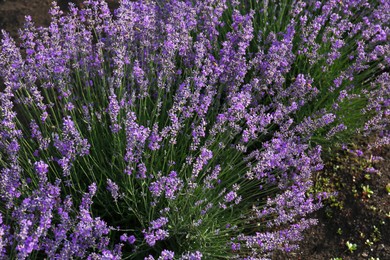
<box><xmin>0</xmin><ymin>0</ymin><xmax>388</xmax><ymax>259</ymax></box>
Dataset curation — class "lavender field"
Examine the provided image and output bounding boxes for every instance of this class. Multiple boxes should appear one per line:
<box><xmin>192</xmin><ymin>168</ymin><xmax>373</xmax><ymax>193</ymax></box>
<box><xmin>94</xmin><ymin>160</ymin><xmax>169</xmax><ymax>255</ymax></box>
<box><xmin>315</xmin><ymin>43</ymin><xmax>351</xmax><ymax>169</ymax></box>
<box><xmin>0</xmin><ymin>1</ymin><xmax>389</xmax><ymax>259</ymax></box>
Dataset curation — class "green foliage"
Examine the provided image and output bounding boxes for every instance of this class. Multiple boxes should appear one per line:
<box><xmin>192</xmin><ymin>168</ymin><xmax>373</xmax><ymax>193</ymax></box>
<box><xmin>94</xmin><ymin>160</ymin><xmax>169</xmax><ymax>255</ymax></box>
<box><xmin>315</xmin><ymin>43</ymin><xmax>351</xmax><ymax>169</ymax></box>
<box><xmin>345</xmin><ymin>241</ymin><xmax>357</xmax><ymax>253</ymax></box>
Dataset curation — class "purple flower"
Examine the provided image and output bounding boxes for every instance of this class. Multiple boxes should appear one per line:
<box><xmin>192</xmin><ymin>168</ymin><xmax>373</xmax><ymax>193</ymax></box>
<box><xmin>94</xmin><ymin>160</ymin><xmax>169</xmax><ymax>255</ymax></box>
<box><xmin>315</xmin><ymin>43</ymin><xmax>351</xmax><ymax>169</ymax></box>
<box><xmin>231</xmin><ymin>242</ymin><xmax>240</xmax><ymax>251</ymax></box>
<box><xmin>127</xmin><ymin>235</ymin><xmax>136</xmax><ymax>244</ymax></box>
<box><xmin>34</xmin><ymin>161</ymin><xmax>49</xmax><ymax>175</ymax></box>
<box><xmin>224</xmin><ymin>191</ymin><xmax>238</xmax><ymax>203</ymax></box>
<box><xmin>159</xmin><ymin>249</ymin><xmax>174</xmax><ymax>260</ymax></box>
<box><xmin>192</xmin><ymin>148</ymin><xmax>213</xmax><ymax>179</ymax></box>
<box><xmin>53</xmin><ymin>116</ymin><xmax>90</xmax><ymax>176</ymax></box>
<box><xmin>120</xmin><ymin>234</ymin><xmax>136</xmax><ymax>245</ymax></box>
<box><xmin>150</xmin><ymin>217</ymin><xmax>168</xmax><ymax>230</ymax></box>
<box><xmin>107</xmin><ymin>179</ymin><xmax>120</xmax><ymax>201</ymax></box>
<box><xmin>0</xmin><ymin>0</ymin><xmax>388</xmax><ymax>258</ymax></box>
<box><xmin>149</xmin><ymin>172</ymin><xmax>183</xmax><ymax>200</ymax></box>
<box><xmin>180</xmin><ymin>251</ymin><xmax>203</xmax><ymax>260</ymax></box>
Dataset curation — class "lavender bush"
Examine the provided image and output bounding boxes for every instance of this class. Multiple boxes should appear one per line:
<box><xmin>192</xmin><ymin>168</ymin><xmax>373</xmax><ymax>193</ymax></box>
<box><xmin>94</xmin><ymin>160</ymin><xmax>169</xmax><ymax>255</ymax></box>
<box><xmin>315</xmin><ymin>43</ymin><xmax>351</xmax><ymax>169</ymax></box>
<box><xmin>0</xmin><ymin>0</ymin><xmax>388</xmax><ymax>259</ymax></box>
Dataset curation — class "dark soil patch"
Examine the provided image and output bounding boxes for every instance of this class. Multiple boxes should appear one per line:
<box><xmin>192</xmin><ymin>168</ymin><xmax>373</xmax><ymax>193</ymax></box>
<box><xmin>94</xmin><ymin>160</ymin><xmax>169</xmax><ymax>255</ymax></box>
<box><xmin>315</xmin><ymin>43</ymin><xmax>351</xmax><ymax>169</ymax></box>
<box><xmin>275</xmin><ymin>141</ymin><xmax>390</xmax><ymax>260</ymax></box>
<box><xmin>0</xmin><ymin>0</ymin><xmax>52</xmax><ymax>39</ymax></box>
<box><xmin>0</xmin><ymin>0</ymin><xmax>119</xmax><ymax>40</ymax></box>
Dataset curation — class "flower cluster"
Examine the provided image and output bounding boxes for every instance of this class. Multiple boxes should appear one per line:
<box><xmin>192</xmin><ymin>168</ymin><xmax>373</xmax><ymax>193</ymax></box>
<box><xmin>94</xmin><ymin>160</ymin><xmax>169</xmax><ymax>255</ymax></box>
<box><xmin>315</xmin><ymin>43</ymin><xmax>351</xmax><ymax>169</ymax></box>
<box><xmin>0</xmin><ymin>0</ymin><xmax>388</xmax><ymax>259</ymax></box>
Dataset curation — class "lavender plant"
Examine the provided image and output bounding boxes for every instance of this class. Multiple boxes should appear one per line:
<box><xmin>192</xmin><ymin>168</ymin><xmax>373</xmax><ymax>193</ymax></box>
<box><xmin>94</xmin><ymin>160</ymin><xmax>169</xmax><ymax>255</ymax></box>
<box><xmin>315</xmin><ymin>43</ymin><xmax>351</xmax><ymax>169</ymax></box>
<box><xmin>0</xmin><ymin>0</ymin><xmax>388</xmax><ymax>259</ymax></box>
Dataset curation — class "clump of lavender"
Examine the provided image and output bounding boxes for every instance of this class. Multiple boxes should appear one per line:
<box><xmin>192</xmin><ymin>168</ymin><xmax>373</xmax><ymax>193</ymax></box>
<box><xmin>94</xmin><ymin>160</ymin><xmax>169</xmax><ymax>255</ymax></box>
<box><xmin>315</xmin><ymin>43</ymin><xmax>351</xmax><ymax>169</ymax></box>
<box><xmin>0</xmin><ymin>0</ymin><xmax>388</xmax><ymax>259</ymax></box>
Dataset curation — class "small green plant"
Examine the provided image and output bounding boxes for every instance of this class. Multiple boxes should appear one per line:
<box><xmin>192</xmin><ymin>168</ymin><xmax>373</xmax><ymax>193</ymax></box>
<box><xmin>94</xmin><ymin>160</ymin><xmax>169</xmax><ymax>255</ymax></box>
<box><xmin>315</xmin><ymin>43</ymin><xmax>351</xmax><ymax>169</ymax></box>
<box><xmin>346</xmin><ymin>241</ymin><xmax>357</xmax><ymax>253</ymax></box>
<box><xmin>370</xmin><ymin>225</ymin><xmax>381</xmax><ymax>242</ymax></box>
<box><xmin>369</xmin><ymin>205</ymin><xmax>378</xmax><ymax>212</ymax></box>
<box><xmin>386</xmin><ymin>183</ymin><xmax>390</xmax><ymax>195</ymax></box>
<box><xmin>330</xmin><ymin>258</ymin><xmax>343</xmax><ymax>260</ymax></box>
<box><xmin>352</xmin><ymin>185</ymin><xmax>359</xmax><ymax>198</ymax></box>
<box><xmin>337</xmin><ymin>228</ymin><xmax>342</xmax><ymax>235</ymax></box>
<box><xmin>365</xmin><ymin>239</ymin><xmax>374</xmax><ymax>247</ymax></box>
<box><xmin>330</xmin><ymin>195</ymin><xmax>344</xmax><ymax>209</ymax></box>
<box><xmin>362</xmin><ymin>185</ymin><xmax>374</xmax><ymax>198</ymax></box>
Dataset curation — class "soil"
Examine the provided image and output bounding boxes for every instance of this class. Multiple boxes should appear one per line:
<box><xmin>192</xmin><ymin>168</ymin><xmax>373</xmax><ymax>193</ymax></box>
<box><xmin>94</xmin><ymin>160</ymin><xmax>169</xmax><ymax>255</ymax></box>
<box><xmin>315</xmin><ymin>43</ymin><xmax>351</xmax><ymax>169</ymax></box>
<box><xmin>1</xmin><ymin>1</ymin><xmax>389</xmax><ymax>260</ymax></box>
<box><xmin>0</xmin><ymin>0</ymin><xmax>119</xmax><ymax>40</ymax></box>
<box><xmin>0</xmin><ymin>0</ymin><xmax>52</xmax><ymax>39</ymax></box>
<box><xmin>274</xmin><ymin>143</ymin><xmax>390</xmax><ymax>260</ymax></box>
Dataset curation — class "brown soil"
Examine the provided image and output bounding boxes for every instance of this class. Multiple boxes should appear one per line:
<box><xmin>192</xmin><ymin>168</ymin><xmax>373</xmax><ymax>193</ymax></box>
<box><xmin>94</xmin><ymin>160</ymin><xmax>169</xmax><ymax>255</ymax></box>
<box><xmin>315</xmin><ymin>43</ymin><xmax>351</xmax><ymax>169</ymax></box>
<box><xmin>276</xmin><ymin>143</ymin><xmax>390</xmax><ymax>260</ymax></box>
<box><xmin>0</xmin><ymin>0</ymin><xmax>52</xmax><ymax>39</ymax></box>
<box><xmin>1</xmin><ymin>1</ymin><xmax>389</xmax><ymax>260</ymax></box>
<box><xmin>0</xmin><ymin>0</ymin><xmax>119</xmax><ymax>40</ymax></box>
